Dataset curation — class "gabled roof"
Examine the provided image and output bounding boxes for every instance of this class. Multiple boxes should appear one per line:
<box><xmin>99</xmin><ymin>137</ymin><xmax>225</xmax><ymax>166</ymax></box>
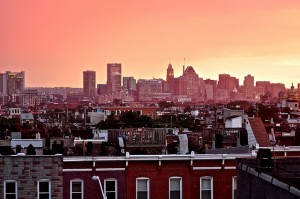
<box><xmin>184</xmin><ymin>66</ymin><xmax>196</xmax><ymax>74</ymax></box>
<box><xmin>248</xmin><ymin>117</ymin><xmax>272</xmax><ymax>147</ymax></box>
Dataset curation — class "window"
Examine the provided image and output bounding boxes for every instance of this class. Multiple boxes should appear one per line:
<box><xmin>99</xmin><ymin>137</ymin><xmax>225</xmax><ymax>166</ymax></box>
<box><xmin>200</xmin><ymin>177</ymin><xmax>213</xmax><ymax>199</ymax></box>
<box><xmin>232</xmin><ymin>176</ymin><xmax>237</xmax><ymax>199</ymax></box>
<box><xmin>71</xmin><ymin>180</ymin><xmax>83</xmax><ymax>199</ymax></box>
<box><xmin>105</xmin><ymin>179</ymin><xmax>117</xmax><ymax>199</ymax></box>
<box><xmin>136</xmin><ymin>178</ymin><xmax>149</xmax><ymax>199</ymax></box>
<box><xmin>38</xmin><ymin>180</ymin><xmax>51</xmax><ymax>199</ymax></box>
<box><xmin>4</xmin><ymin>181</ymin><xmax>17</xmax><ymax>199</ymax></box>
<box><xmin>169</xmin><ymin>177</ymin><xmax>182</xmax><ymax>199</ymax></box>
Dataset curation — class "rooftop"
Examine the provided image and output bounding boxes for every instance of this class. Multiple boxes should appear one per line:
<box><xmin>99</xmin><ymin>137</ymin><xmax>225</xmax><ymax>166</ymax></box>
<box><xmin>248</xmin><ymin>117</ymin><xmax>272</xmax><ymax>147</ymax></box>
<box><xmin>238</xmin><ymin>157</ymin><xmax>300</xmax><ymax>196</ymax></box>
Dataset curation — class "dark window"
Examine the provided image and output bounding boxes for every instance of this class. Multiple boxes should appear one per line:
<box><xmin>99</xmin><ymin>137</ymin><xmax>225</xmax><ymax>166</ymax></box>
<box><xmin>105</xmin><ymin>180</ymin><xmax>116</xmax><ymax>199</ymax></box>
<box><xmin>71</xmin><ymin>181</ymin><xmax>83</xmax><ymax>199</ymax></box>
<box><xmin>5</xmin><ymin>181</ymin><xmax>17</xmax><ymax>199</ymax></box>
<box><xmin>38</xmin><ymin>181</ymin><xmax>50</xmax><ymax>199</ymax></box>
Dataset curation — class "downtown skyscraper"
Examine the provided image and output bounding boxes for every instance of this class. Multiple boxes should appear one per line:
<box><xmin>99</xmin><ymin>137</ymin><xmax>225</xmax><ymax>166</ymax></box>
<box><xmin>0</xmin><ymin>71</ymin><xmax>25</xmax><ymax>96</ymax></box>
<box><xmin>107</xmin><ymin>63</ymin><xmax>122</xmax><ymax>94</ymax></box>
<box><xmin>83</xmin><ymin>70</ymin><xmax>96</xmax><ymax>99</ymax></box>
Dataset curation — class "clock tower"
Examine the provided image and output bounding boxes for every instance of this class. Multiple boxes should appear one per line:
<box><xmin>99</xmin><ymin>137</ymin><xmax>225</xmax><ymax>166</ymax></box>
<box><xmin>166</xmin><ymin>63</ymin><xmax>174</xmax><ymax>83</ymax></box>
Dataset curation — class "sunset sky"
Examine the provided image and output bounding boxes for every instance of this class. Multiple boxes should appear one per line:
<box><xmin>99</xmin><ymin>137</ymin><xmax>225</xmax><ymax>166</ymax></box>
<box><xmin>1</xmin><ymin>0</ymin><xmax>300</xmax><ymax>88</ymax></box>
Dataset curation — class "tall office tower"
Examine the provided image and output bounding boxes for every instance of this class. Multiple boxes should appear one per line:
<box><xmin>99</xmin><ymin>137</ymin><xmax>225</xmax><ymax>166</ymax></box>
<box><xmin>0</xmin><ymin>71</ymin><xmax>25</xmax><ymax>96</ymax></box>
<box><xmin>244</xmin><ymin>74</ymin><xmax>255</xmax><ymax>99</ymax></box>
<box><xmin>183</xmin><ymin>66</ymin><xmax>201</xmax><ymax>100</ymax></box>
<box><xmin>123</xmin><ymin>77</ymin><xmax>136</xmax><ymax>91</ymax></box>
<box><xmin>218</xmin><ymin>74</ymin><xmax>239</xmax><ymax>92</ymax></box>
<box><xmin>173</xmin><ymin>76</ymin><xmax>187</xmax><ymax>97</ymax></box>
<box><xmin>97</xmin><ymin>84</ymin><xmax>108</xmax><ymax>95</ymax></box>
<box><xmin>270</xmin><ymin>83</ymin><xmax>285</xmax><ymax>98</ymax></box>
<box><xmin>0</xmin><ymin>73</ymin><xmax>4</xmax><ymax>96</ymax></box>
<box><xmin>256</xmin><ymin>81</ymin><xmax>271</xmax><ymax>95</ymax></box>
<box><xmin>83</xmin><ymin>70</ymin><xmax>96</xmax><ymax>99</ymax></box>
<box><xmin>205</xmin><ymin>79</ymin><xmax>218</xmax><ymax>99</ymax></box>
<box><xmin>107</xmin><ymin>63</ymin><xmax>122</xmax><ymax>94</ymax></box>
<box><xmin>218</xmin><ymin>74</ymin><xmax>230</xmax><ymax>89</ymax></box>
<box><xmin>229</xmin><ymin>76</ymin><xmax>239</xmax><ymax>91</ymax></box>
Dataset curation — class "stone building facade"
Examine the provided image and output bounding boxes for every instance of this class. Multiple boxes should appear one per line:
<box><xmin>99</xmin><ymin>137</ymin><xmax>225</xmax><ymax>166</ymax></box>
<box><xmin>0</xmin><ymin>155</ymin><xmax>63</xmax><ymax>199</ymax></box>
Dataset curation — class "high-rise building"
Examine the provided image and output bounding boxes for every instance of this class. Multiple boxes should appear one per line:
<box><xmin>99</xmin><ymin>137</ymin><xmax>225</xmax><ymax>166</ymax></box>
<box><xmin>173</xmin><ymin>76</ymin><xmax>187</xmax><ymax>97</ymax></box>
<box><xmin>123</xmin><ymin>77</ymin><xmax>136</xmax><ymax>91</ymax></box>
<box><xmin>270</xmin><ymin>83</ymin><xmax>285</xmax><ymax>98</ymax></box>
<box><xmin>205</xmin><ymin>79</ymin><xmax>218</xmax><ymax>99</ymax></box>
<box><xmin>218</xmin><ymin>74</ymin><xmax>230</xmax><ymax>89</ymax></box>
<box><xmin>172</xmin><ymin>66</ymin><xmax>203</xmax><ymax>102</ymax></box>
<box><xmin>229</xmin><ymin>76</ymin><xmax>239</xmax><ymax>91</ymax></box>
<box><xmin>0</xmin><ymin>71</ymin><xmax>25</xmax><ymax>96</ymax></box>
<box><xmin>97</xmin><ymin>84</ymin><xmax>108</xmax><ymax>96</ymax></box>
<box><xmin>0</xmin><ymin>74</ymin><xmax>3</xmax><ymax>94</ymax></box>
<box><xmin>83</xmin><ymin>70</ymin><xmax>96</xmax><ymax>99</ymax></box>
<box><xmin>218</xmin><ymin>74</ymin><xmax>238</xmax><ymax>92</ymax></box>
<box><xmin>256</xmin><ymin>81</ymin><xmax>271</xmax><ymax>95</ymax></box>
<box><xmin>107</xmin><ymin>63</ymin><xmax>122</xmax><ymax>94</ymax></box>
<box><xmin>183</xmin><ymin>66</ymin><xmax>201</xmax><ymax>100</ymax></box>
<box><xmin>244</xmin><ymin>74</ymin><xmax>254</xmax><ymax>99</ymax></box>
<box><xmin>137</xmin><ymin>79</ymin><xmax>164</xmax><ymax>101</ymax></box>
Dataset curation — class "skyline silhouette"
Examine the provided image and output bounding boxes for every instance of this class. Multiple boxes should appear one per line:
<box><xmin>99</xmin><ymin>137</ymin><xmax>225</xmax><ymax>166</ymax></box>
<box><xmin>1</xmin><ymin>0</ymin><xmax>300</xmax><ymax>87</ymax></box>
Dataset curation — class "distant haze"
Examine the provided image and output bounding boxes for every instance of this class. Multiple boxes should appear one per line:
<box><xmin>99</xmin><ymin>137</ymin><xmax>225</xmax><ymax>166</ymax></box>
<box><xmin>1</xmin><ymin>0</ymin><xmax>300</xmax><ymax>87</ymax></box>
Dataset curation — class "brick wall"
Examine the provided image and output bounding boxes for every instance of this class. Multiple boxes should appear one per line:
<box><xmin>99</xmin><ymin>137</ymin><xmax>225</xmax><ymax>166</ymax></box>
<box><xmin>63</xmin><ymin>159</ymin><xmax>126</xmax><ymax>199</ymax></box>
<box><xmin>126</xmin><ymin>159</ymin><xmax>238</xmax><ymax>199</ymax></box>
<box><xmin>0</xmin><ymin>155</ymin><xmax>63</xmax><ymax>199</ymax></box>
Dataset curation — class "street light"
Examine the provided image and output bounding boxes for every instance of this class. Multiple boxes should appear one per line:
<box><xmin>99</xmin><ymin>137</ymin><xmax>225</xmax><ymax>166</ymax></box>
<box><xmin>92</xmin><ymin>176</ymin><xmax>107</xmax><ymax>199</ymax></box>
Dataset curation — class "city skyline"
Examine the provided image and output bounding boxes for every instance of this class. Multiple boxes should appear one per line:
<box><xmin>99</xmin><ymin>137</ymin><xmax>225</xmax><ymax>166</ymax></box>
<box><xmin>1</xmin><ymin>0</ymin><xmax>300</xmax><ymax>87</ymax></box>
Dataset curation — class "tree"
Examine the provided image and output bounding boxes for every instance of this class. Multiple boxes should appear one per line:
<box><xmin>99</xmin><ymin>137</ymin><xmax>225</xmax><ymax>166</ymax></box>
<box><xmin>119</xmin><ymin>111</ymin><xmax>139</xmax><ymax>127</ymax></box>
<box><xmin>96</xmin><ymin>113</ymin><xmax>119</xmax><ymax>129</ymax></box>
<box><xmin>158</xmin><ymin>101</ymin><xmax>175</xmax><ymax>110</ymax></box>
<box><xmin>246</xmin><ymin>104</ymin><xmax>280</xmax><ymax>123</ymax></box>
<box><xmin>257</xmin><ymin>104</ymin><xmax>279</xmax><ymax>123</ymax></box>
<box><xmin>137</xmin><ymin>115</ymin><xmax>153</xmax><ymax>128</ymax></box>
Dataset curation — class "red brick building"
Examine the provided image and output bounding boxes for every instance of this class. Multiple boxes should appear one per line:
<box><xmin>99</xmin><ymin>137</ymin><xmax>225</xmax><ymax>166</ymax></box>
<box><xmin>63</xmin><ymin>157</ymin><xmax>126</xmax><ymax>199</ymax></box>
<box><xmin>62</xmin><ymin>146</ymin><xmax>300</xmax><ymax>199</ymax></box>
<box><xmin>63</xmin><ymin>153</ymin><xmax>252</xmax><ymax>199</ymax></box>
<box><xmin>1</xmin><ymin>146</ymin><xmax>300</xmax><ymax>199</ymax></box>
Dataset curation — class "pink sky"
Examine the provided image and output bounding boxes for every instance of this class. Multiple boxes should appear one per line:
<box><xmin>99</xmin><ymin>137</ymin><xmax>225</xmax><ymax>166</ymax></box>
<box><xmin>1</xmin><ymin>0</ymin><xmax>300</xmax><ymax>87</ymax></box>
